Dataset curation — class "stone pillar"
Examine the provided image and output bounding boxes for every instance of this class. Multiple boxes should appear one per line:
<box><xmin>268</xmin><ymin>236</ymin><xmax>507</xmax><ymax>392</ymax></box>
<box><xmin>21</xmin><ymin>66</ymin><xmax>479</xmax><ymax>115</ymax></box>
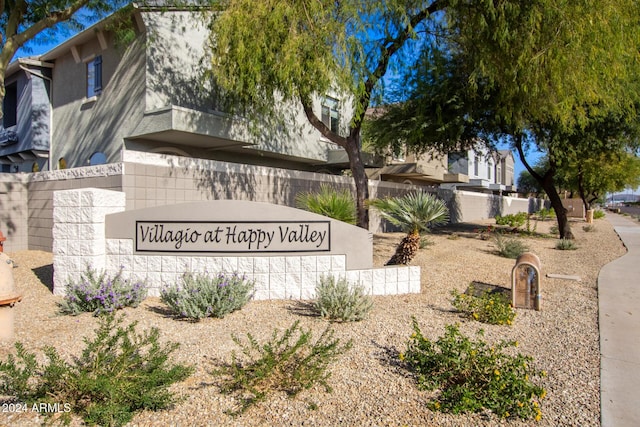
<box><xmin>52</xmin><ymin>188</ymin><xmax>126</xmax><ymax>295</ymax></box>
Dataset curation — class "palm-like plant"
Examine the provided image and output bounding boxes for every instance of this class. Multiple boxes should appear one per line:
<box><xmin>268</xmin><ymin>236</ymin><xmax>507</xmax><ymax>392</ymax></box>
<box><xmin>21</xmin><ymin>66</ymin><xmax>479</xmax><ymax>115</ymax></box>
<box><xmin>370</xmin><ymin>192</ymin><xmax>449</xmax><ymax>265</ymax></box>
<box><xmin>295</xmin><ymin>184</ymin><xmax>357</xmax><ymax>225</ymax></box>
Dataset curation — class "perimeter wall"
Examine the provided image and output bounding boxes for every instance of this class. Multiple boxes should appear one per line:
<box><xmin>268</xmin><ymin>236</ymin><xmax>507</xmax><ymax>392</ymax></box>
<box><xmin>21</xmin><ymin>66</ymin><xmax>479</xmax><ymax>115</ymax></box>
<box><xmin>0</xmin><ymin>150</ymin><xmax>542</xmax><ymax>252</ymax></box>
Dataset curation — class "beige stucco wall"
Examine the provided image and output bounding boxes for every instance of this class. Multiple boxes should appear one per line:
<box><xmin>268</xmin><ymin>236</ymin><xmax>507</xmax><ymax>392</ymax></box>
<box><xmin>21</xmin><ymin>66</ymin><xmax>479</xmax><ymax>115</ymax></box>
<box><xmin>2</xmin><ymin>151</ymin><xmax>542</xmax><ymax>252</ymax></box>
<box><xmin>50</xmin><ymin>32</ymin><xmax>146</xmax><ymax>169</ymax></box>
<box><xmin>0</xmin><ymin>174</ymin><xmax>28</xmax><ymax>251</ymax></box>
<box><xmin>139</xmin><ymin>10</ymin><xmax>341</xmax><ymax>166</ymax></box>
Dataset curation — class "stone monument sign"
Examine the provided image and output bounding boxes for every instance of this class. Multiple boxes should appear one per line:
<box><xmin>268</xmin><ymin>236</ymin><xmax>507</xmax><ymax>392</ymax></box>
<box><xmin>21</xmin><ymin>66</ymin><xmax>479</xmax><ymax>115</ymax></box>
<box><xmin>105</xmin><ymin>200</ymin><xmax>372</xmax><ymax>270</ymax></box>
<box><xmin>53</xmin><ymin>189</ymin><xmax>420</xmax><ymax>300</ymax></box>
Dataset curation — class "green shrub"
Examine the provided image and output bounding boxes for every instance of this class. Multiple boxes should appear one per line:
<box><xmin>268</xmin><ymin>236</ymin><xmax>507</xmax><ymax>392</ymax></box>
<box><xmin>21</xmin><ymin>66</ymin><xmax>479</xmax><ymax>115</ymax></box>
<box><xmin>213</xmin><ymin>320</ymin><xmax>352</xmax><ymax>414</ymax></box>
<box><xmin>536</xmin><ymin>207</ymin><xmax>555</xmax><ymax>221</ymax></box>
<box><xmin>313</xmin><ymin>275</ymin><xmax>373</xmax><ymax>322</ymax></box>
<box><xmin>59</xmin><ymin>266</ymin><xmax>147</xmax><ymax>316</ymax></box>
<box><xmin>549</xmin><ymin>224</ymin><xmax>559</xmax><ymax>236</ymax></box>
<box><xmin>401</xmin><ymin>319</ymin><xmax>545</xmax><ymax>420</ymax></box>
<box><xmin>295</xmin><ymin>184</ymin><xmax>357</xmax><ymax>224</ymax></box>
<box><xmin>161</xmin><ymin>271</ymin><xmax>254</xmax><ymax>320</ymax></box>
<box><xmin>495</xmin><ymin>212</ymin><xmax>528</xmax><ymax>228</ymax></box>
<box><xmin>0</xmin><ymin>314</ymin><xmax>193</xmax><ymax>427</ymax></box>
<box><xmin>493</xmin><ymin>233</ymin><xmax>529</xmax><ymax>259</ymax></box>
<box><xmin>451</xmin><ymin>286</ymin><xmax>516</xmax><ymax>326</ymax></box>
<box><xmin>582</xmin><ymin>224</ymin><xmax>596</xmax><ymax>232</ymax></box>
<box><xmin>592</xmin><ymin>209</ymin><xmax>605</xmax><ymax>220</ymax></box>
<box><xmin>556</xmin><ymin>239</ymin><xmax>578</xmax><ymax>250</ymax></box>
<box><xmin>522</xmin><ymin>215</ymin><xmax>538</xmax><ymax>235</ymax></box>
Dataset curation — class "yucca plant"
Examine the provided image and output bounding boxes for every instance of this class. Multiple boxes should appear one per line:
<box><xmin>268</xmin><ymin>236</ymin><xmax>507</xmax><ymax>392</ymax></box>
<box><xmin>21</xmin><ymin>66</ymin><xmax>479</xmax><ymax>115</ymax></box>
<box><xmin>295</xmin><ymin>184</ymin><xmax>357</xmax><ymax>224</ymax></box>
<box><xmin>369</xmin><ymin>192</ymin><xmax>449</xmax><ymax>265</ymax></box>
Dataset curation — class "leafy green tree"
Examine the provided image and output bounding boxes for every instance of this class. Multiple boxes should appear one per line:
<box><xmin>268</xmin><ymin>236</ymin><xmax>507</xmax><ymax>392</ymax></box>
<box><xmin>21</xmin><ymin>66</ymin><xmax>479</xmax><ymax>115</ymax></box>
<box><xmin>366</xmin><ymin>0</ymin><xmax>640</xmax><ymax>238</ymax></box>
<box><xmin>0</xmin><ymin>0</ymin><xmax>134</xmax><ymax>118</ymax></box>
<box><xmin>517</xmin><ymin>170</ymin><xmax>543</xmax><ymax>198</ymax></box>
<box><xmin>557</xmin><ymin>149</ymin><xmax>640</xmax><ymax>213</ymax></box>
<box><xmin>208</xmin><ymin>1</ymin><xmax>448</xmax><ymax>229</ymax></box>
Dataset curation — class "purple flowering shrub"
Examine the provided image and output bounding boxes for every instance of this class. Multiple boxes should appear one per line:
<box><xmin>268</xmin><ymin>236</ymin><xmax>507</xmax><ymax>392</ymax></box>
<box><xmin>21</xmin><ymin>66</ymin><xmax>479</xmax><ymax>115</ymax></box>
<box><xmin>160</xmin><ymin>272</ymin><xmax>255</xmax><ymax>320</ymax></box>
<box><xmin>59</xmin><ymin>266</ymin><xmax>147</xmax><ymax>316</ymax></box>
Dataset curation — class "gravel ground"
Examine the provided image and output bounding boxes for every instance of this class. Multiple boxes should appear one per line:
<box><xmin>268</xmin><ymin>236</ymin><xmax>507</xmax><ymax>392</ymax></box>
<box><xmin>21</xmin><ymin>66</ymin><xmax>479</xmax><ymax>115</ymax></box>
<box><xmin>0</xmin><ymin>216</ymin><xmax>627</xmax><ymax>427</ymax></box>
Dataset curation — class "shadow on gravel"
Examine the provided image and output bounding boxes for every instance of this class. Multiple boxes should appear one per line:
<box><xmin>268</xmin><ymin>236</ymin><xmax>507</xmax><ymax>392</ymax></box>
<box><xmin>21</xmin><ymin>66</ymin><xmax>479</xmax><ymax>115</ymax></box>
<box><xmin>467</xmin><ymin>281</ymin><xmax>511</xmax><ymax>300</ymax></box>
<box><xmin>370</xmin><ymin>340</ymin><xmax>412</xmax><ymax>378</ymax></box>
<box><xmin>145</xmin><ymin>304</ymin><xmax>201</xmax><ymax>323</ymax></box>
<box><xmin>286</xmin><ymin>300</ymin><xmax>318</xmax><ymax>318</ymax></box>
<box><xmin>31</xmin><ymin>264</ymin><xmax>53</xmax><ymax>292</ymax></box>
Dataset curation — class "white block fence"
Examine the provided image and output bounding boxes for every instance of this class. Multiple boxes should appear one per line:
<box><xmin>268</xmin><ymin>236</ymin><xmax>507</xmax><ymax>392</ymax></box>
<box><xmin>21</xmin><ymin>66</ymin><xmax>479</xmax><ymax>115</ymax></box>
<box><xmin>53</xmin><ymin>188</ymin><xmax>421</xmax><ymax>299</ymax></box>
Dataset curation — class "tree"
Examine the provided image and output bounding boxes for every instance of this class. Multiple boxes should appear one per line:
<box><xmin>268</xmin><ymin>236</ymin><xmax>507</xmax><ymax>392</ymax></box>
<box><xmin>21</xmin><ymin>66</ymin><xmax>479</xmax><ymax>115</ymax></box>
<box><xmin>0</xmin><ymin>0</ymin><xmax>131</xmax><ymax>118</ymax></box>
<box><xmin>517</xmin><ymin>169</ymin><xmax>544</xmax><ymax>198</ymax></box>
<box><xmin>365</xmin><ymin>0</ymin><xmax>640</xmax><ymax>238</ymax></box>
<box><xmin>556</xmin><ymin>149</ymin><xmax>640</xmax><ymax>213</ymax></box>
<box><xmin>208</xmin><ymin>0</ymin><xmax>449</xmax><ymax>229</ymax></box>
<box><xmin>369</xmin><ymin>191</ymin><xmax>448</xmax><ymax>265</ymax></box>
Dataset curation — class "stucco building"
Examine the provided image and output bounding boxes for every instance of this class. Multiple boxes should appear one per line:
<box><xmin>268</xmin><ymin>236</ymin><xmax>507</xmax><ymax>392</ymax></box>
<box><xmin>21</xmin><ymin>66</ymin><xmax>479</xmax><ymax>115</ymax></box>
<box><xmin>1</xmin><ymin>4</ymin><xmax>375</xmax><ymax>175</ymax></box>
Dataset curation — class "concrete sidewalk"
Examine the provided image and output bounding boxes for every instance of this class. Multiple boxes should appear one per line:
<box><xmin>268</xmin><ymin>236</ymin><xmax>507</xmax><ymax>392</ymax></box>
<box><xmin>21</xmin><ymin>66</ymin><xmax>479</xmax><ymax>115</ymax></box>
<box><xmin>598</xmin><ymin>213</ymin><xmax>640</xmax><ymax>427</ymax></box>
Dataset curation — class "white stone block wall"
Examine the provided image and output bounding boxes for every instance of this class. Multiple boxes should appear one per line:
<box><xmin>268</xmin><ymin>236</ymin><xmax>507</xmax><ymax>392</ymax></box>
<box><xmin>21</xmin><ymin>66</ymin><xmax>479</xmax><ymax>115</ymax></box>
<box><xmin>52</xmin><ymin>188</ymin><xmax>126</xmax><ymax>295</ymax></box>
<box><xmin>104</xmin><ymin>238</ymin><xmax>421</xmax><ymax>299</ymax></box>
<box><xmin>53</xmin><ymin>188</ymin><xmax>422</xmax><ymax>299</ymax></box>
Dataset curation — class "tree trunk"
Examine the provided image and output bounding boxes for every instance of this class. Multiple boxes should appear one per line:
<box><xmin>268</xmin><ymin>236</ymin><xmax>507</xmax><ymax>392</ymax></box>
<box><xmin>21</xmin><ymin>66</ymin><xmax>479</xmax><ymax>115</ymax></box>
<box><xmin>301</xmin><ymin>100</ymin><xmax>370</xmax><ymax>230</ymax></box>
<box><xmin>386</xmin><ymin>230</ymin><xmax>420</xmax><ymax>265</ymax></box>
<box><xmin>514</xmin><ymin>134</ymin><xmax>574</xmax><ymax>239</ymax></box>
<box><xmin>344</xmin><ymin>133</ymin><xmax>370</xmax><ymax>230</ymax></box>
<box><xmin>541</xmin><ymin>180</ymin><xmax>574</xmax><ymax>239</ymax></box>
<box><xmin>576</xmin><ymin>165</ymin><xmax>590</xmax><ymax>213</ymax></box>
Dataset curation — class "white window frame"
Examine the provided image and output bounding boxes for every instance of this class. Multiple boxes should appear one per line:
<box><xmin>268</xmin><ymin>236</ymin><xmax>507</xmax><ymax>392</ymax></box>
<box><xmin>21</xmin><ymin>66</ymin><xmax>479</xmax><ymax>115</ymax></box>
<box><xmin>321</xmin><ymin>96</ymin><xmax>340</xmax><ymax>133</ymax></box>
<box><xmin>86</xmin><ymin>55</ymin><xmax>103</xmax><ymax>98</ymax></box>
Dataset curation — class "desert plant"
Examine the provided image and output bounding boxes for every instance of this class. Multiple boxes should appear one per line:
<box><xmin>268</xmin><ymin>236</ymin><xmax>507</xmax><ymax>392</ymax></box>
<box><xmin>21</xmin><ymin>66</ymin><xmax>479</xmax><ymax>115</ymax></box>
<box><xmin>582</xmin><ymin>225</ymin><xmax>596</xmax><ymax>232</ymax></box>
<box><xmin>161</xmin><ymin>271</ymin><xmax>254</xmax><ymax>320</ymax></box>
<box><xmin>536</xmin><ymin>207</ymin><xmax>555</xmax><ymax>221</ymax></box>
<box><xmin>369</xmin><ymin>192</ymin><xmax>449</xmax><ymax>265</ymax></box>
<box><xmin>213</xmin><ymin>320</ymin><xmax>352</xmax><ymax>414</ymax></box>
<box><xmin>313</xmin><ymin>275</ymin><xmax>373</xmax><ymax>322</ymax></box>
<box><xmin>556</xmin><ymin>239</ymin><xmax>578</xmax><ymax>250</ymax></box>
<box><xmin>495</xmin><ymin>212</ymin><xmax>528</xmax><ymax>228</ymax></box>
<box><xmin>592</xmin><ymin>209</ymin><xmax>606</xmax><ymax>220</ymax></box>
<box><xmin>522</xmin><ymin>215</ymin><xmax>538</xmax><ymax>235</ymax></box>
<box><xmin>401</xmin><ymin>319</ymin><xmax>545</xmax><ymax>420</ymax></box>
<box><xmin>451</xmin><ymin>287</ymin><xmax>516</xmax><ymax>325</ymax></box>
<box><xmin>0</xmin><ymin>314</ymin><xmax>193</xmax><ymax>427</ymax></box>
<box><xmin>59</xmin><ymin>266</ymin><xmax>147</xmax><ymax>316</ymax></box>
<box><xmin>295</xmin><ymin>184</ymin><xmax>357</xmax><ymax>224</ymax></box>
<box><xmin>493</xmin><ymin>233</ymin><xmax>529</xmax><ymax>259</ymax></box>
<box><xmin>549</xmin><ymin>224</ymin><xmax>559</xmax><ymax>236</ymax></box>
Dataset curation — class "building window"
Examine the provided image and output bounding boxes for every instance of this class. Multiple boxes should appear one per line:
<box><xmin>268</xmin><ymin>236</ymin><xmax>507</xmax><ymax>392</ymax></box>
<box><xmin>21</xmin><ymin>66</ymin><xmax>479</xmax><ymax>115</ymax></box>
<box><xmin>321</xmin><ymin>97</ymin><xmax>339</xmax><ymax>133</ymax></box>
<box><xmin>3</xmin><ymin>82</ymin><xmax>17</xmax><ymax>127</ymax></box>
<box><xmin>474</xmin><ymin>155</ymin><xmax>480</xmax><ymax>176</ymax></box>
<box><xmin>487</xmin><ymin>163</ymin><xmax>492</xmax><ymax>180</ymax></box>
<box><xmin>86</xmin><ymin>55</ymin><xmax>102</xmax><ymax>98</ymax></box>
